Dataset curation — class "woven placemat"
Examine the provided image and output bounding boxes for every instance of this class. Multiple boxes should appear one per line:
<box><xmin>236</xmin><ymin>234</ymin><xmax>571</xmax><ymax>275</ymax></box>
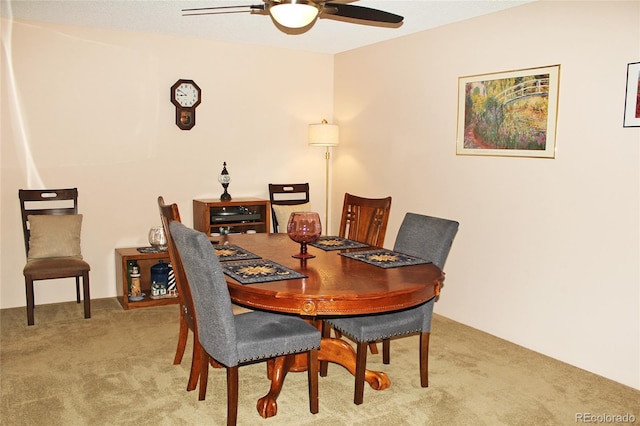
<box><xmin>340</xmin><ymin>249</ymin><xmax>431</xmax><ymax>269</ymax></box>
<box><xmin>213</xmin><ymin>244</ymin><xmax>261</xmax><ymax>262</ymax></box>
<box><xmin>310</xmin><ymin>236</ymin><xmax>369</xmax><ymax>251</ymax></box>
<box><xmin>222</xmin><ymin>259</ymin><xmax>307</xmax><ymax>284</ymax></box>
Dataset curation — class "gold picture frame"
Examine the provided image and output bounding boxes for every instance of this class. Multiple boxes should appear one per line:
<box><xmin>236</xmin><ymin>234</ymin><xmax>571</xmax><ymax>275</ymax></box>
<box><xmin>456</xmin><ymin>65</ymin><xmax>560</xmax><ymax>158</ymax></box>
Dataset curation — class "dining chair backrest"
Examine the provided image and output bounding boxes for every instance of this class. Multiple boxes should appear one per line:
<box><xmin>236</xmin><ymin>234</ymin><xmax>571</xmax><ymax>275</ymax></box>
<box><xmin>393</xmin><ymin>212</ymin><xmax>459</xmax><ymax>269</ymax></box>
<box><xmin>268</xmin><ymin>183</ymin><xmax>310</xmax><ymax>233</ymax></box>
<box><xmin>19</xmin><ymin>188</ymin><xmax>79</xmax><ymax>256</ymax></box>
<box><xmin>339</xmin><ymin>193</ymin><xmax>392</xmax><ymax>247</ymax></box>
<box><xmin>169</xmin><ymin>221</ymin><xmax>239</xmax><ymax>367</ymax></box>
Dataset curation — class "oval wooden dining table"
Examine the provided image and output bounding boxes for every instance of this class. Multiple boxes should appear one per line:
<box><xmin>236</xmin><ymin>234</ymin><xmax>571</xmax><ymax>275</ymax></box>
<box><xmin>216</xmin><ymin>233</ymin><xmax>444</xmax><ymax>418</ymax></box>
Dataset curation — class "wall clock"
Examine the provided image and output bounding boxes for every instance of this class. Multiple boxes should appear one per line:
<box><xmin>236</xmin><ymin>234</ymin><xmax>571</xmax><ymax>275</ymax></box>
<box><xmin>170</xmin><ymin>79</ymin><xmax>201</xmax><ymax>130</ymax></box>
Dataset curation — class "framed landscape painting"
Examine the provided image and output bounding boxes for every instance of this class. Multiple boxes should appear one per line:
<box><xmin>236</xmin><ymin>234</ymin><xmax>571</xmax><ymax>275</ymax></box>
<box><xmin>623</xmin><ymin>61</ymin><xmax>640</xmax><ymax>127</ymax></box>
<box><xmin>457</xmin><ymin>65</ymin><xmax>560</xmax><ymax>158</ymax></box>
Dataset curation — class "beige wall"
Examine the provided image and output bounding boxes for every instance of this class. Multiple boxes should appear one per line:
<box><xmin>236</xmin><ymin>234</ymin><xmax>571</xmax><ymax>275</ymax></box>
<box><xmin>1</xmin><ymin>20</ymin><xmax>334</xmax><ymax>305</ymax></box>
<box><xmin>333</xmin><ymin>1</ymin><xmax>639</xmax><ymax>389</ymax></box>
<box><xmin>1</xmin><ymin>1</ymin><xmax>638</xmax><ymax>391</ymax></box>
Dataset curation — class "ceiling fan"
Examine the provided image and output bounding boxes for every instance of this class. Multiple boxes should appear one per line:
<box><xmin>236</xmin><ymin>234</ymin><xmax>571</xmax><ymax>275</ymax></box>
<box><xmin>182</xmin><ymin>1</ymin><xmax>404</xmax><ymax>30</ymax></box>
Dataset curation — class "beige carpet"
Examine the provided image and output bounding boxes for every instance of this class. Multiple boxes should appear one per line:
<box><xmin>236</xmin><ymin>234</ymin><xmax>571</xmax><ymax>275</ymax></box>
<box><xmin>1</xmin><ymin>298</ymin><xmax>638</xmax><ymax>425</ymax></box>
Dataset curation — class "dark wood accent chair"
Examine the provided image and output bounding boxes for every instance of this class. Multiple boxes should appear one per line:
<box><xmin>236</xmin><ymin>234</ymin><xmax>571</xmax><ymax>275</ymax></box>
<box><xmin>168</xmin><ymin>220</ymin><xmax>320</xmax><ymax>424</ymax></box>
<box><xmin>19</xmin><ymin>188</ymin><xmax>91</xmax><ymax>326</ymax></box>
<box><xmin>324</xmin><ymin>213</ymin><xmax>459</xmax><ymax>404</ymax></box>
<box><xmin>268</xmin><ymin>183</ymin><xmax>310</xmax><ymax>232</ymax></box>
<box><xmin>158</xmin><ymin>196</ymin><xmax>202</xmax><ymax>392</ymax></box>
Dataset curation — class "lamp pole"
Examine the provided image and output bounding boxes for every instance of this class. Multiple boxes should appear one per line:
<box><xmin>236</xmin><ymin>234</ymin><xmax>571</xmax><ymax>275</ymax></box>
<box><xmin>323</xmin><ymin>146</ymin><xmax>331</xmax><ymax>233</ymax></box>
<box><xmin>308</xmin><ymin>119</ymin><xmax>339</xmax><ymax>234</ymax></box>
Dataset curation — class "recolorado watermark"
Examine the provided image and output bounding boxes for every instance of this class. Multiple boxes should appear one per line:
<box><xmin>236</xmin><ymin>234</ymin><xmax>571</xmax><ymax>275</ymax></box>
<box><xmin>576</xmin><ymin>413</ymin><xmax>636</xmax><ymax>423</ymax></box>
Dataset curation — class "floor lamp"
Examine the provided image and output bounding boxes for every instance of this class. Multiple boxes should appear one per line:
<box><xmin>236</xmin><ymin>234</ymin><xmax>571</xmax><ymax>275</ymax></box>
<box><xmin>308</xmin><ymin>119</ymin><xmax>339</xmax><ymax>233</ymax></box>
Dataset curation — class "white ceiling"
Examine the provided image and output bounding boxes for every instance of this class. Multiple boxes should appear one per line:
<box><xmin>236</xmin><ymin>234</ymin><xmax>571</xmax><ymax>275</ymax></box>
<box><xmin>1</xmin><ymin>1</ymin><xmax>534</xmax><ymax>54</ymax></box>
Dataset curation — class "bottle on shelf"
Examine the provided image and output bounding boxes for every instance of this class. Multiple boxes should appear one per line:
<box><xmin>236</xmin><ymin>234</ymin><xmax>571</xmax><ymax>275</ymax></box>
<box><xmin>126</xmin><ymin>260</ymin><xmax>136</xmax><ymax>292</ymax></box>
<box><xmin>129</xmin><ymin>261</ymin><xmax>142</xmax><ymax>299</ymax></box>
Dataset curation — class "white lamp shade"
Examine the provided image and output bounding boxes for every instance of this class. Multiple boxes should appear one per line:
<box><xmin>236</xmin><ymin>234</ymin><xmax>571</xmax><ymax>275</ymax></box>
<box><xmin>270</xmin><ymin>2</ymin><xmax>319</xmax><ymax>29</ymax></box>
<box><xmin>308</xmin><ymin>121</ymin><xmax>339</xmax><ymax>146</ymax></box>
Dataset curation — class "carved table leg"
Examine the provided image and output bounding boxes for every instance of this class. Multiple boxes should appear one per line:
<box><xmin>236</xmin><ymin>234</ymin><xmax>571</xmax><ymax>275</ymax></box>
<box><xmin>256</xmin><ymin>354</ymin><xmax>295</xmax><ymax>418</ymax></box>
<box><xmin>255</xmin><ymin>337</ymin><xmax>390</xmax><ymax>418</ymax></box>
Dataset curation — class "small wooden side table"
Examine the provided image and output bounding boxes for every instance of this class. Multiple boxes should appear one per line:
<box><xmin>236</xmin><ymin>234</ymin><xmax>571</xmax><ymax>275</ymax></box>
<box><xmin>115</xmin><ymin>247</ymin><xmax>178</xmax><ymax>310</ymax></box>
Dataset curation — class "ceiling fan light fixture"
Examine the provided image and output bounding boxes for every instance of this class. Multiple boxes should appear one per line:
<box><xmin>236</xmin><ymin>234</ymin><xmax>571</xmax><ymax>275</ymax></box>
<box><xmin>269</xmin><ymin>1</ymin><xmax>319</xmax><ymax>29</ymax></box>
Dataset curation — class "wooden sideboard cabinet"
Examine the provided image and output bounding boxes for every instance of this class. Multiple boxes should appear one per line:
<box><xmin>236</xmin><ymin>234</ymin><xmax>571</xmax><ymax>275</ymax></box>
<box><xmin>115</xmin><ymin>248</ymin><xmax>178</xmax><ymax>310</ymax></box>
<box><xmin>193</xmin><ymin>198</ymin><xmax>270</xmax><ymax>236</ymax></box>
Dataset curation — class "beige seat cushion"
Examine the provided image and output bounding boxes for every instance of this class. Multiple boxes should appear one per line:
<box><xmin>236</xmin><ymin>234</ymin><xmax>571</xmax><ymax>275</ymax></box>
<box><xmin>27</xmin><ymin>214</ymin><xmax>83</xmax><ymax>260</ymax></box>
<box><xmin>272</xmin><ymin>203</ymin><xmax>311</xmax><ymax>233</ymax></box>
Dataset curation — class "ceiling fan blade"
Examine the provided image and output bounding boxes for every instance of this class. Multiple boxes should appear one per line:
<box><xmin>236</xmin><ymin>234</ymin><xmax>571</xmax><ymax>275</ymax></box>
<box><xmin>182</xmin><ymin>4</ymin><xmax>265</xmax><ymax>16</ymax></box>
<box><xmin>323</xmin><ymin>3</ymin><xmax>403</xmax><ymax>24</ymax></box>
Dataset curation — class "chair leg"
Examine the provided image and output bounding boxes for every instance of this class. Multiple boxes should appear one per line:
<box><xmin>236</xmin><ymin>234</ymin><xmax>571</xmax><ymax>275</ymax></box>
<box><xmin>190</xmin><ymin>339</ymin><xmax>203</xmax><ymax>392</ymax></box>
<box><xmin>307</xmin><ymin>349</ymin><xmax>319</xmax><ymax>414</ymax></box>
<box><xmin>227</xmin><ymin>366</ymin><xmax>239</xmax><ymax>426</ymax></box>
<box><xmin>420</xmin><ymin>332</ymin><xmax>430</xmax><ymax>387</ymax></box>
<box><xmin>82</xmin><ymin>272</ymin><xmax>91</xmax><ymax>319</ymax></box>
<box><xmin>25</xmin><ymin>276</ymin><xmax>35</xmax><ymax>326</ymax></box>
<box><xmin>198</xmin><ymin>348</ymin><xmax>209</xmax><ymax>401</ymax></box>
<box><xmin>320</xmin><ymin>321</ymin><xmax>331</xmax><ymax>377</ymax></box>
<box><xmin>382</xmin><ymin>339</ymin><xmax>391</xmax><ymax>364</ymax></box>
<box><xmin>354</xmin><ymin>341</ymin><xmax>368</xmax><ymax>405</ymax></box>
<box><xmin>75</xmin><ymin>276</ymin><xmax>81</xmax><ymax>303</ymax></box>
<box><xmin>173</xmin><ymin>309</ymin><xmax>189</xmax><ymax>365</ymax></box>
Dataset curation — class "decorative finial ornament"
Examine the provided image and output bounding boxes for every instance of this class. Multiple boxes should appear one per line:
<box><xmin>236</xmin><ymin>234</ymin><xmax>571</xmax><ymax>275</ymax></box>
<box><xmin>218</xmin><ymin>162</ymin><xmax>231</xmax><ymax>201</ymax></box>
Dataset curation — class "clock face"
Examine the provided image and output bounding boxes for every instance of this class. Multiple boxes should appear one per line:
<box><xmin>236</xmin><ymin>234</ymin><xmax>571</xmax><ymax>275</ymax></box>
<box><xmin>174</xmin><ymin>82</ymin><xmax>200</xmax><ymax>107</ymax></box>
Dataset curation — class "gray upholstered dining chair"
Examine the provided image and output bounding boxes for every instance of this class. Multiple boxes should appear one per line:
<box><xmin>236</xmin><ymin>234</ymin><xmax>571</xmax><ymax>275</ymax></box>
<box><xmin>322</xmin><ymin>212</ymin><xmax>459</xmax><ymax>405</ymax></box>
<box><xmin>169</xmin><ymin>221</ymin><xmax>321</xmax><ymax>425</ymax></box>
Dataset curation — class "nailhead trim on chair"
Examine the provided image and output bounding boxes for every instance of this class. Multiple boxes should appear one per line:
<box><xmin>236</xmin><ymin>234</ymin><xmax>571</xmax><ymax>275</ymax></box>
<box><xmin>330</xmin><ymin>326</ymin><xmax>422</xmax><ymax>342</ymax></box>
<box><xmin>238</xmin><ymin>344</ymin><xmax>321</xmax><ymax>363</ymax></box>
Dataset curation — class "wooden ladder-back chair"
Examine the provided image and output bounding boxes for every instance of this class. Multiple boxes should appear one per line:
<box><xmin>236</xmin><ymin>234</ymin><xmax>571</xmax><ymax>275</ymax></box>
<box><xmin>338</xmin><ymin>193</ymin><xmax>392</xmax><ymax>247</ymax></box>
<box><xmin>158</xmin><ymin>196</ymin><xmax>202</xmax><ymax>392</ymax></box>
<box><xmin>268</xmin><ymin>183</ymin><xmax>310</xmax><ymax>233</ymax></box>
<box><xmin>19</xmin><ymin>188</ymin><xmax>91</xmax><ymax>326</ymax></box>
<box><xmin>168</xmin><ymin>220</ymin><xmax>321</xmax><ymax>424</ymax></box>
<box><xmin>333</xmin><ymin>193</ymin><xmax>392</xmax><ymax>353</ymax></box>
<box><xmin>324</xmin><ymin>213</ymin><xmax>459</xmax><ymax>405</ymax></box>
